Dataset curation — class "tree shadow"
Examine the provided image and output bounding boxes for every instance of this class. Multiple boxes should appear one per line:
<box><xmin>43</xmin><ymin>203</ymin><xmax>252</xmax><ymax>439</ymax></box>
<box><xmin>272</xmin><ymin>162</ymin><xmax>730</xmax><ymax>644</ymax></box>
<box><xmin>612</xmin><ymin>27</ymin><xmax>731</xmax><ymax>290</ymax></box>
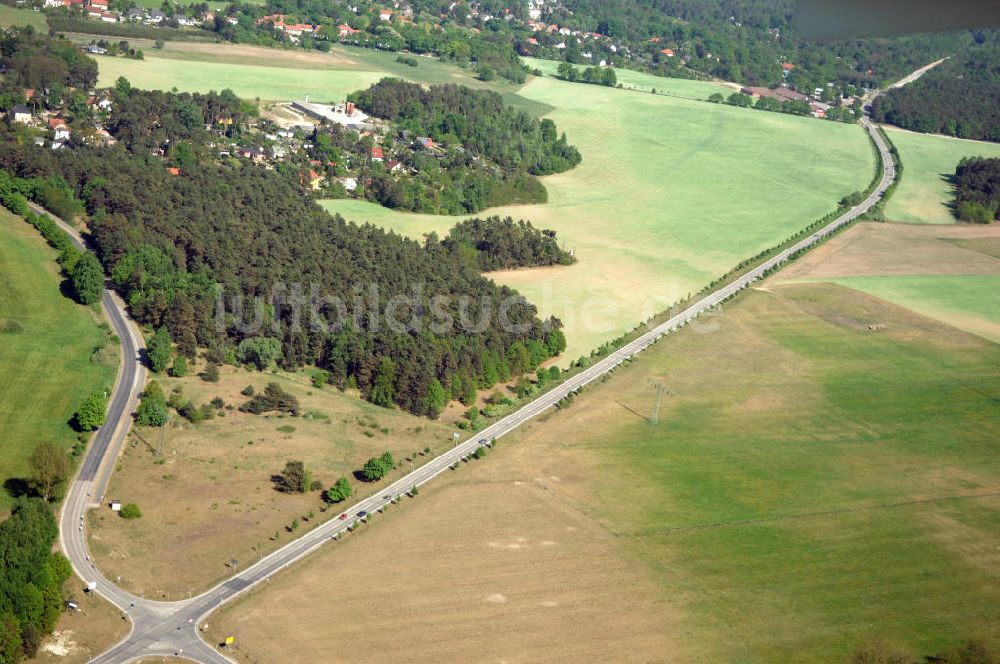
<box><xmin>352</xmin><ymin>469</ymin><xmax>373</xmax><ymax>483</ymax></box>
<box><xmin>3</xmin><ymin>477</ymin><xmax>33</xmax><ymax>499</ymax></box>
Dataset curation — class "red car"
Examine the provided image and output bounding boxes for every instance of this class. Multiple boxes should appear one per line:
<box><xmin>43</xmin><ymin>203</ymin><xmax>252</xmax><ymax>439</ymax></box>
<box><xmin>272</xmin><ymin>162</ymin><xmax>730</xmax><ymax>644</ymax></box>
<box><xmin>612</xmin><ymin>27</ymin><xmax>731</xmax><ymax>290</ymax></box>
<box><xmin>338</xmin><ymin>513</ymin><xmax>348</xmax><ymax>520</ymax></box>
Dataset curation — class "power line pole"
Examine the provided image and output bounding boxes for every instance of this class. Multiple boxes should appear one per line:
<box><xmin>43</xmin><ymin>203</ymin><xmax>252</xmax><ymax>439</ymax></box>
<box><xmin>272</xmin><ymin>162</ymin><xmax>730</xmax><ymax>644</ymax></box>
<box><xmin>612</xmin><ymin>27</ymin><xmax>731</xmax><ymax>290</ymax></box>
<box><xmin>649</xmin><ymin>379</ymin><xmax>672</xmax><ymax>426</ymax></box>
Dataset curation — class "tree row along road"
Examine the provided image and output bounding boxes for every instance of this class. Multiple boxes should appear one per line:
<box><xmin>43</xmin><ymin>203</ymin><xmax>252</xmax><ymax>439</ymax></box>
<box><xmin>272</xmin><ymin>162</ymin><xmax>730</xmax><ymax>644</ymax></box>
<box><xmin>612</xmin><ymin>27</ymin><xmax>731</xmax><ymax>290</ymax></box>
<box><xmin>51</xmin><ymin>118</ymin><xmax>893</xmax><ymax>663</ymax></box>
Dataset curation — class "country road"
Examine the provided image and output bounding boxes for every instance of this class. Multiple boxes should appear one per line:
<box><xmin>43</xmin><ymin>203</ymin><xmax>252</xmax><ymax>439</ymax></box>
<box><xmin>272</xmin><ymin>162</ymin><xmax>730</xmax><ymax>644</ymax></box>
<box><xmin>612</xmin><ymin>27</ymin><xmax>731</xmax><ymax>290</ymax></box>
<box><xmin>48</xmin><ymin>118</ymin><xmax>893</xmax><ymax>663</ymax></box>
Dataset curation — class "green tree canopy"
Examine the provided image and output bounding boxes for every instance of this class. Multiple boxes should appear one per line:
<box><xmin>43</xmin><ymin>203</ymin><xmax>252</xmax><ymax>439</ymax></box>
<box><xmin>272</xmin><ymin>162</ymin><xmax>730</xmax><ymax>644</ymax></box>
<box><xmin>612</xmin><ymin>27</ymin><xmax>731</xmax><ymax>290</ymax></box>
<box><xmin>70</xmin><ymin>252</ymin><xmax>103</xmax><ymax>305</ymax></box>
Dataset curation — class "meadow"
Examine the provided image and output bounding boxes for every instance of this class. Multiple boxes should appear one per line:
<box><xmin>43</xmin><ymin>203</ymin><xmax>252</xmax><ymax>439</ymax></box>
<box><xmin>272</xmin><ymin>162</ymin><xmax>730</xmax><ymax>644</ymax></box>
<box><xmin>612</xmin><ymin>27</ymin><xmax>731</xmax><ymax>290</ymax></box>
<box><xmin>0</xmin><ymin>209</ymin><xmax>117</xmax><ymax>513</ymax></box>
<box><xmin>323</xmin><ymin>75</ymin><xmax>875</xmax><ymax>359</ymax></box>
<box><xmin>884</xmin><ymin>127</ymin><xmax>1000</xmax><ymax>224</ymax></box>
<box><xmin>87</xmin><ymin>361</ymin><xmax>457</xmax><ymax>598</ymax></box>
<box><xmin>209</xmin><ymin>281</ymin><xmax>1000</xmax><ymax>663</ymax></box>
<box><xmin>0</xmin><ymin>3</ymin><xmax>46</xmax><ymax>29</ymax></box>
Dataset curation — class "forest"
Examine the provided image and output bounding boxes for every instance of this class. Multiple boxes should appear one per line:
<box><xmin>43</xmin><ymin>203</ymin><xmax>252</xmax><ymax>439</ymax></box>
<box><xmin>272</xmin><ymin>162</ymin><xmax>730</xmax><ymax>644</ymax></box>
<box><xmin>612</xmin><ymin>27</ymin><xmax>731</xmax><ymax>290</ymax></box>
<box><xmin>953</xmin><ymin>157</ymin><xmax>1000</xmax><ymax>223</ymax></box>
<box><xmin>348</xmin><ymin>79</ymin><xmax>581</xmax><ymax>214</ymax></box>
<box><xmin>872</xmin><ymin>40</ymin><xmax>1000</xmax><ymax>142</ymax></box>
<box><xmin>440</xmin><ymin>216</ymin><xmax>576</xmax><ymax>271</ymax></box>
<box><xmin>0</xmin><ymin>68</ymin><xmax>567</xmax><ymax>417</ymax></box>
<box><xmin>0</xmin><ymin>499</ymin><xmax>72</xmax><ymax>663</ymax></box>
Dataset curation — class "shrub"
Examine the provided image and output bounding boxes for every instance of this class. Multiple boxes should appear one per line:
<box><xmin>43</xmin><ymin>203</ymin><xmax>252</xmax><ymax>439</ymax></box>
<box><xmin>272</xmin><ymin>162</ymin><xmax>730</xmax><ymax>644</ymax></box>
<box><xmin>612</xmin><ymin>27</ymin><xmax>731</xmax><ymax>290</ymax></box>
<box><xmin>201</xmin><ymin>362</ymin><xmax>220</xmax><ymax>383</ymax></box>
<box><xmin>170</xmin><ymin>355</ymin><xmax>188</xmax><ymax>377</ymax></box>
<box><xmin>75</xmin><ymin>390</ymin><xmax>108</xmax><ymax>431</ymax></box>
<box><xmin>241</xmin><ymin>382</ymin><xmax>300</xmax><ymax>415</ymax></box>
<box><xmin>361</xmin><ymin>451</ymin><xmax>394</xmax><ymax>482</ymax></box>
<box><xmin>119</xmin><ymin>503</ymin><xmax>142</xmax><ymax>519</ymax></box>
<box><xmin>241</xmin><ymin>384</ymin><xmax>255</xmax><ymax>396</ymax></box>
<box><xmin>325</xmin><ymin>476</ymin><xmax>353</xmax><ymax>502</ymax></box>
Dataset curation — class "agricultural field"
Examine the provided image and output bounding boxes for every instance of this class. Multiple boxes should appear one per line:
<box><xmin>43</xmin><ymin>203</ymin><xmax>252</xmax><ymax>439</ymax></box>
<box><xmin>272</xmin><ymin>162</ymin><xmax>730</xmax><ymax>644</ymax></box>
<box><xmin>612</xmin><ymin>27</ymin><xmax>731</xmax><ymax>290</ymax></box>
<box><xmin>209</xmin><ymin>281</ymin><xmax>1000</xmax><ymax>663</ymax></box>
<box><xmin>0</xmin><ymin>3</ymin><xmax>46</xmax><ymax>29</ymax></box>
<box><xmin>884</xmin><ymin>127</ymin><xmax>1000</xmax><ymax>224</ymax></box>
<box><xmin>87</xmin><ymin>362</ymin><xmax>457</xmax><ymax>598</ymax></box>
<box><xmin>0</xmin><ymin>209</ymin><xmax>117</xmax><ymax>513</ymax></box>
<box><xmin>323</xmin><ymin>75</ymin><xmax>875</xmax><ymax>359</ymax></box>
<box><xmin>93</xmin><ymin>41</ymin><xmax>548</xmax><ymax>113</ymax></box>
<box><xmin>778</xmin><ymin>222</ymin><xmax>1000</xmax><ymax>342</ymax></box>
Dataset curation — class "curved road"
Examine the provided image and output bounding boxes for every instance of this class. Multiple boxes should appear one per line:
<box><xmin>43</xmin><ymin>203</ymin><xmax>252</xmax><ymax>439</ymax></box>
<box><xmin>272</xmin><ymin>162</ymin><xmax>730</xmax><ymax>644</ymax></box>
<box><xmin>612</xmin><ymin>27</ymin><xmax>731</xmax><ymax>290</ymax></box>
<box><xmin>51</xmin><ymin>118</ymin><xmax>893</xmax><ymax>663</ymax></box>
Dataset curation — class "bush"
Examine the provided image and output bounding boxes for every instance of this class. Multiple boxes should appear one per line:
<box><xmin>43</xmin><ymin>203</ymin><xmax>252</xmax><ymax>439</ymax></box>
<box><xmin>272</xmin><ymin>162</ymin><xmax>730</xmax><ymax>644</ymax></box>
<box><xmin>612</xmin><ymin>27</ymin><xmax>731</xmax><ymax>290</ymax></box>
<box><xmin>241</xmin><ymin>382</ymin><xmax>300</xmax><ymax>415</ymax></box>
<box><xmin>146</xmin><ymin>327</ymin><xmax>172</xmax><ymax>373</ymax></box>
<box><xmin>170</xmin><ymin>355</ymin><xmax>188</xmax><ymax>377</ymax></box>
<box><xmin>361</xmin><ymin>451</ymin><xmax>394</xmax><ymax>482</ymax></box>
<box><xmin>241</xmin><ymin>384</ymin><xmax>255</xmax><ymax>396</ymax></box>
<box><xmin>201</xmin><ymin>362</ymin><xmax>220</xmax><ymax>383</ymax></box>
<box><xmin>325</xmin><ymin>476</ymin><xmax>353</xmax><ymax>503</ymax></box>
<box><xmin>135</xmin><ymin>381</ymin><xmax>168</xmax><ymax>427</ymax></box>
<box><xmin>74</xmin><ymin>390</ymin><xmax>108</xmax><ymax>431</ymax></box>
<box><xmin>277</xmin><ymin>460</ymin><xmax>306</xmax><ymax>493</ymax></box>
<box><xmin>311</xmin><ymin>369</ymin><xmax>330</xmax><ymax>388</ymax></box>
<box><xmin>119</xmin><ymin>503</ymin><xmax>142</xmax><ymax>519</ymax></box>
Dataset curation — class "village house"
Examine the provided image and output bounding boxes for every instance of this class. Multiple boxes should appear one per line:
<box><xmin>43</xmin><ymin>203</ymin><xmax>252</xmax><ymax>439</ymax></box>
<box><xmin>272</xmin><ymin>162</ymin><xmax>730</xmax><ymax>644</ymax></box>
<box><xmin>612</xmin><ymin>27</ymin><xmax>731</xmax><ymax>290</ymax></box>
<box><xmin>237</xmin><ymin>146</ymin><xmax>267</xmax><ymax>162</ymax></box>
<box><xmin>386</xmin><ymin>159</ymin><xmax>403</xmax><ymax>173</ymax></box>
<box><xmin>379</xmin><ymin>9</ymin><xmax>392</xmax><ymax>21</ymax></box>
<box><xmin>415</xmin><ymin>136</ymin><xmax>434</xmax><ymax>149</ymax></box>
<box><xmin>9</xmin><ymin>105</ymin><xmax>32</xmax><ymax>124</ymax></box>
<box><xmin>370</xmin><ymin>146</ymin><xmax>384</xmax><ymax>162</ymax></box>
<box><xmin>48</xmin><ymin>118</ymin><xmax>71</xmax><ymax>141</ymax></box>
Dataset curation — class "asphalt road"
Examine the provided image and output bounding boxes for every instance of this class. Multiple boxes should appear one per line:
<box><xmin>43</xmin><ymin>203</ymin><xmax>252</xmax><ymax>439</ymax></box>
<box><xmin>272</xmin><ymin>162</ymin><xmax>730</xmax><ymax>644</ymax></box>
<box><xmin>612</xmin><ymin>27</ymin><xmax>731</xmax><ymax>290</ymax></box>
<box><xmin>48</xmin><ymin>118</ymin><xmax>894</xmax><ymax>663</ymax></box>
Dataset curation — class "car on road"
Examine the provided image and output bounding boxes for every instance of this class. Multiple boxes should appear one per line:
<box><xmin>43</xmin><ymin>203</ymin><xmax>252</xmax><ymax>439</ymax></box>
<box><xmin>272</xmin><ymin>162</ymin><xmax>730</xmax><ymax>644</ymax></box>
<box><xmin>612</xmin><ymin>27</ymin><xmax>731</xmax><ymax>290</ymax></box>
<box><xmin>357</xmin><ymin>510</ymin><xmax>368</xmax><ymax>518</ymax></box>
<box><xmin>338</xmin><ymin>513</ymin><xmax>348</xmax><ymax>520</ymax></box>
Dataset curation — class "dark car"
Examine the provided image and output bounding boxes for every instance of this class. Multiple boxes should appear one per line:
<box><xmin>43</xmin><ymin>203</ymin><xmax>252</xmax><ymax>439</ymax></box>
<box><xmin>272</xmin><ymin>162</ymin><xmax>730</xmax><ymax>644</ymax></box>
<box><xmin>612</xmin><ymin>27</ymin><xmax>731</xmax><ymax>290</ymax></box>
<box><xmin>357</xmin><ymin>510</ymin><xmax>368</xmax><ymax>518</ymax></box>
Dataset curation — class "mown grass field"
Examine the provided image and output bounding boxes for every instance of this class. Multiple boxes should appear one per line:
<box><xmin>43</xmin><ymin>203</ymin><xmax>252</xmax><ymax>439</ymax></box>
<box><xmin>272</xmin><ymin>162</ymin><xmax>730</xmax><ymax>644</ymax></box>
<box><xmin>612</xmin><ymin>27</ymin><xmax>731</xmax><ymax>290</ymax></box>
<box><xmin>884</xmin><ymin>128</ymin><xmax>1000</xmax><ymax>224</ymax></box>
<box><xmin>0</xmin><ymin>4</ymin><xmax>46</xmax><ymax>29</ymax></box>
<box><xmin>324</xmin><ymin>75</ymin><xmax>875</xmax><ymax>359</ymax></box>
<box><xmin>0</xmin><ymin>210</ymin><xmax>117</xmax><ymax>513</ymax></box>
<box><xmin>88</xmin><ymin>361</ymin><xmax>457</xmax><ymax>598</ymax></box>
<box><xmin>208</xmin><ymin>282</ymin><xmax>1000</xmax><ymax>663</ymax></box>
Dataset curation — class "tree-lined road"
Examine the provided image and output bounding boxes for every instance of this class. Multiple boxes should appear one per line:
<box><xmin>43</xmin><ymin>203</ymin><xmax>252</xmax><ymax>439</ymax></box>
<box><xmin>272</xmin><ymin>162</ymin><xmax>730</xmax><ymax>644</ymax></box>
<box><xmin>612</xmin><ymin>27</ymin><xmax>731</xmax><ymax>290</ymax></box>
<box><xmin>52</xmin><ymin>117</ymin><xmax>893</xmax><ymax>663</ymax></box>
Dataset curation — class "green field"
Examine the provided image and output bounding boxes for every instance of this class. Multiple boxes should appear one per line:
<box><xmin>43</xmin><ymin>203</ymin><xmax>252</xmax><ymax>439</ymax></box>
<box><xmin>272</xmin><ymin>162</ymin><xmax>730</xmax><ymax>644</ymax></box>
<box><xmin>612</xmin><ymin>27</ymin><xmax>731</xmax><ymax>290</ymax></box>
<box><xmin>94</xmin><ymin>41</ymin><xmax>549</xmax><ymax>113</ymax></box>
<box><xmin>0</xmin><ymin>4</ymin><xmax>46</xmax><ymax>29</ymax></box>
<box><xmin>0</xmin><ymin>209</ymin><xmax>117</xmax><ymax>512</ymax></box>
<box><xmin>324</xmin><ymin>76</ymin><xmax>874</xmax><ymax>359</ymax></box>
<box><xmin>884</xmin><ymin>128</ymin><xmax>1000</xmax><ymax>224</ymax></box>
<box><xmin>825</xmin><ymin>274</ymin><xmax>1000</xmax><ymax>343</ymax></box>
<box><xmin>523</xmin><ymin>56</ymin><xmax>733</xmax><ymax>99</ymax></box>
<box><xmin>509</xmin><ymin>282</ymin><xmax>1000</xmax><ymax>661</ymax></box>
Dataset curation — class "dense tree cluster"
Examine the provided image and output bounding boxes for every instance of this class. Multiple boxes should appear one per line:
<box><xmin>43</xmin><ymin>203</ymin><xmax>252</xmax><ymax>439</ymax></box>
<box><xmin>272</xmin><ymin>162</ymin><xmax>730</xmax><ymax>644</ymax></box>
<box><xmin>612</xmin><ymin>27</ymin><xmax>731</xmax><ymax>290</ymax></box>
<box><xmin>0</xmin><ymin>129</ymin><xmax>565</xmax><ymax>418</ymax></box>
<box><xmin>556</xmin><ymin>62</ymin><xmax>618</xmax><ymax>87</ymax></box>
<box><xmin>873</xmin><ymin>42</ymin><xmax>1000</xmax><ymax>142</ymax></box>
<box><xmin>440</xmin><ymin>216</ymin><xmax>575</xmax><ymax>270</ymax></box>
<box><xmin>106</xmin><ymin>85</ymin><xmax>256</xmax><ymax>152</ymax></box>
<box><xmin>953</xmin><ymin>157</ymin><xmax>1000</xmax><ymax>223</ymax></box>
<box><xmin>0</xmin><ymin>498</ymin><xmax>72</xmax><ymax>663</ymax></box>
<box><xmin>542</xmin><ymin>0</ymin><xmax>974</xmax><ymax>92</ymax></box>
<box><xmin>348</xmin><ymin>79</ymin><xmax>581</xmax><ymax>214</ymax></box>
<box><xmin>350</xmin><ymin>79</ymin><xmax>580</xmax><ymax>174</ymax></box>
<box><xmin>0</xmin><ymin>29</ymin><xmax>98</xmax><ymax>93</ymax></box>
